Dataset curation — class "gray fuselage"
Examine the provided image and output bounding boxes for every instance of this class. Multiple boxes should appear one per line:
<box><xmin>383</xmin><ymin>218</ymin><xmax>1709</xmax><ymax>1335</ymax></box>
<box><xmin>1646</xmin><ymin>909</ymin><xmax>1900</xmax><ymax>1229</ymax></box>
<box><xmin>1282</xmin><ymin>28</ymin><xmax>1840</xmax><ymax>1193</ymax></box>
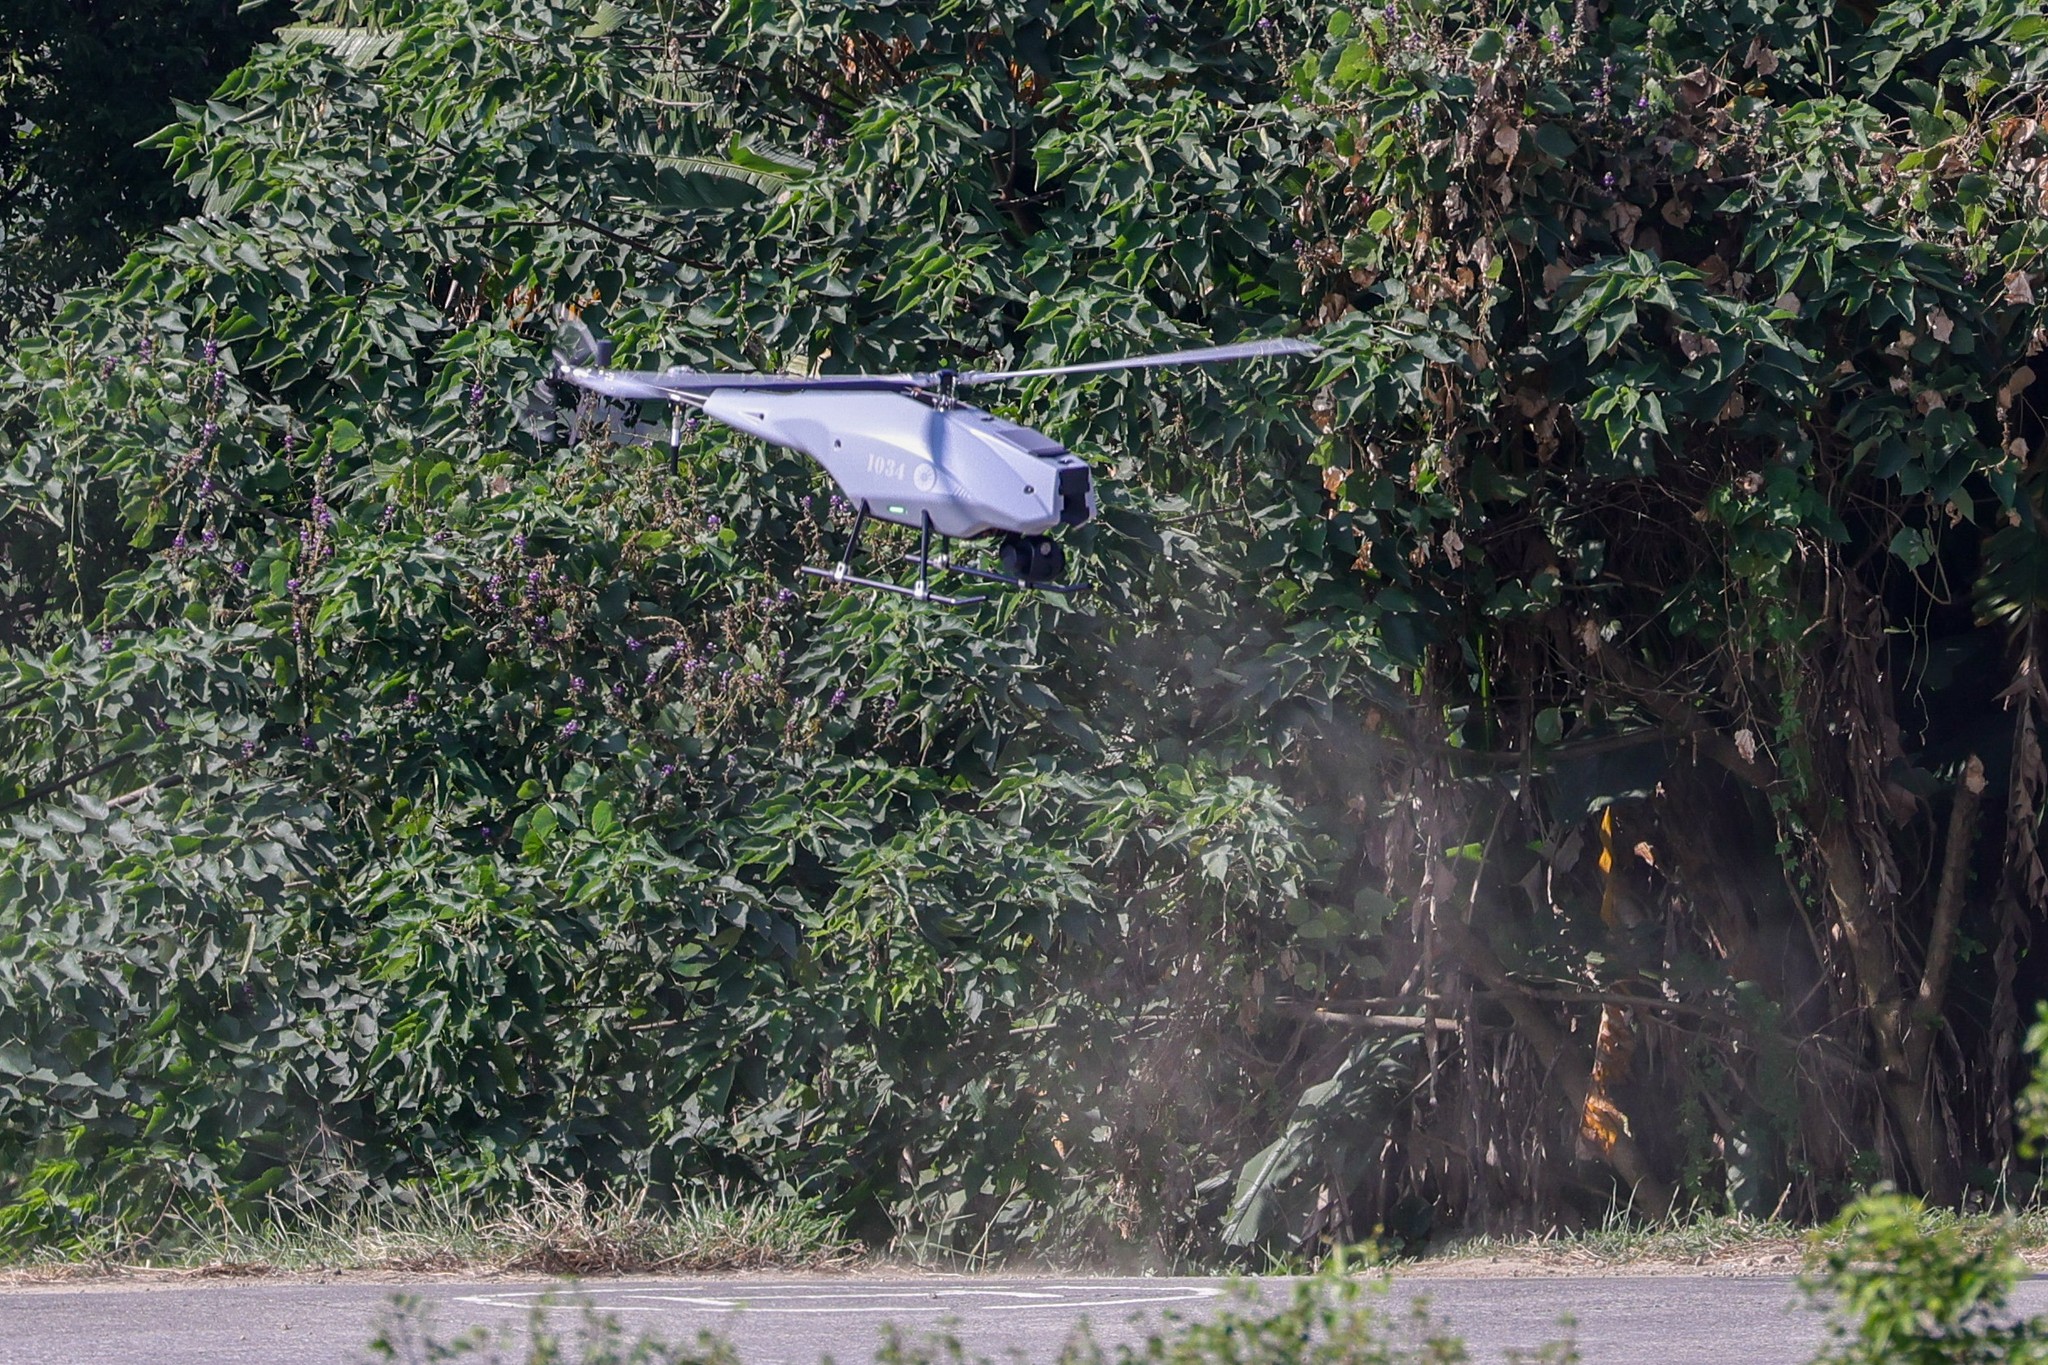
<box><xmin>699</xmin><ymin>389</ymin><xmax>1096</xmax><ymax>540</ymax></box>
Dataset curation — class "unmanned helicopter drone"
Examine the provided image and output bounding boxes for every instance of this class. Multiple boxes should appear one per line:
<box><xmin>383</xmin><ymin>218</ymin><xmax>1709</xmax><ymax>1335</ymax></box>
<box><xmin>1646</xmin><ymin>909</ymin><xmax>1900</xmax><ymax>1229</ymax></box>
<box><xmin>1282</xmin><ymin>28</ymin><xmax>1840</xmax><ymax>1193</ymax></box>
<box><xmin>552</xmin><ymin>333</ymin><xmax>1320</xmax><ymax>605</ymax></box>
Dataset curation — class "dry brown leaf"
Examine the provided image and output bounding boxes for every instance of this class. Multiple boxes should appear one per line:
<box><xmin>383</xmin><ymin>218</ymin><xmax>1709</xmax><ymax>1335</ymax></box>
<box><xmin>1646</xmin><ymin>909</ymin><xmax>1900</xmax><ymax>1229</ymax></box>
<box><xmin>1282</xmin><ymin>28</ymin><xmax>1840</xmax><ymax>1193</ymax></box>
<box><xmin>1542</xmin><ymin>258</ymin><xmax>1574</xmax><ymax>293</ymax></box>
<box><xmin>1926</xmin><ymin>308</ymin><xmax>1955</xmax><ymax>343</ymax></box>
<box><xmin>1606</xmin><ymin>201</ymin><xmax>1643</xmax><ymax>246</ymax></box>
<box><xmin>1495</xmin><ymin>125</ymin><xmax>1522</xmax><ymax>162</ymax></box>
<box><xmin>2008</xmin><ymin>271</ymin><xmax>2037</xmax><ymax>305</ymax></box>
<box><xmin>1744</xmin><ymin>36</ymin><xmax>1779</xmax><ymax>75</ymax></box>
<box><xmin>1998</xmin><ymin>365</ymin><xmax>2036</xmax><ymax>412</ymax></box>
<box><xmin>1577</xmin><ymin>1005</ymin><xmax>1639</xmax><ymax>1158</ymax></box>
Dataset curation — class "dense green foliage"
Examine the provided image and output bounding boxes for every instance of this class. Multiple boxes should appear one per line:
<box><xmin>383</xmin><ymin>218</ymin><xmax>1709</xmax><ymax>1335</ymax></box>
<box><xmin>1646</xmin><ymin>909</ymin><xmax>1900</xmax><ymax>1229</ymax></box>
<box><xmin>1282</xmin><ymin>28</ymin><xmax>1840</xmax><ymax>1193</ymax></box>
<box><xmin>0</xmin><ymin>0</ymin><xmax>284</xmax><ymax>338</ymax></box>
<box><xmin>3</xmin><ymin>0</ymin><xmax>2047</xmax><ymax>1262</ymax></box>
<box><xmin>1804</xmin><ymin>1194</ymin><xmax>2048</xmax><ymax>1364</ymax></box>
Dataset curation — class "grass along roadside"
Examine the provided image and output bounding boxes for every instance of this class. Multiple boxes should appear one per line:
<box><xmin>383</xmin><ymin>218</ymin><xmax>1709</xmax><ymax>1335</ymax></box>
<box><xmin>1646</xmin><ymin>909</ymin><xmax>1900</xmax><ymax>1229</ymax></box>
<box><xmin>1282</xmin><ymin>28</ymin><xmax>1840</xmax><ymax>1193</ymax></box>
<box><xmin>1393</xmin><ymin>1203</ymin><xmax>2048</xmax><ymax>1276</ymax></box>
<box><xmin>0</xmin><ymin>1180</ymin><xmax>861</xmax><ymax>1282</ymax></box>
<box><xmin>13</xmin><ymin>1184</ymin><xmax>2048</xmax><ymax>1283</ymax></box>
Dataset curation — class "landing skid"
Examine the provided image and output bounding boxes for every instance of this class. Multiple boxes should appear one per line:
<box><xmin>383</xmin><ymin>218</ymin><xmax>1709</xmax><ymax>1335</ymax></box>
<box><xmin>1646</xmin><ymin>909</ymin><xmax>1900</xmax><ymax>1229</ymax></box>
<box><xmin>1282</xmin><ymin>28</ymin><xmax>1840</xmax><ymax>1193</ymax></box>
<box><xmin>798</xmin><ymin>562</ymin><xmax>987</xmax><ymax>606</ymax></box>
<box><xmin>800</xmin><ymin>504</ymin><xmax>1088</xmax><ymax>605</ymax></box>
<box><xmin>799</xmin><ymin>504</ymin><xmax>988</xmax><ymax>606</ymax></box>
<box><xmin>902</xmin><ymin>552</ymin><xmax>1090</xmax><ymax>596</ymax></box>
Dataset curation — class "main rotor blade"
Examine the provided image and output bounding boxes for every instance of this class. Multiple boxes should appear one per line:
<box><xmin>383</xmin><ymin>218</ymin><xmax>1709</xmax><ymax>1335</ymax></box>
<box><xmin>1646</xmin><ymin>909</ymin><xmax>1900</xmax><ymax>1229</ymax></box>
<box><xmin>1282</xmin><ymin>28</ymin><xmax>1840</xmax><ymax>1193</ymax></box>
<box><xmin>553</xmin><ymin>363</ymin><xmax>931</xmax><ymax>401</ymax></box>
<box><xmin>956</xmin><ymin>337</ymin><xmax>1320</xmax><ymax>386</ymax></box>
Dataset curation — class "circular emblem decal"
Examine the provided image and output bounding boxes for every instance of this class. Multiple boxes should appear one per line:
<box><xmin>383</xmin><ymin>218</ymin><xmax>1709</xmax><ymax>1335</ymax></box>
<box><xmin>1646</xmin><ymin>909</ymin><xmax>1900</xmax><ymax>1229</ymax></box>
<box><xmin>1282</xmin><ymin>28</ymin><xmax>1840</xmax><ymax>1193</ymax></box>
<box><xmin>912</xmin><ymin>463</ymin><xmax>937</xmax><ymax>493</ymax></box>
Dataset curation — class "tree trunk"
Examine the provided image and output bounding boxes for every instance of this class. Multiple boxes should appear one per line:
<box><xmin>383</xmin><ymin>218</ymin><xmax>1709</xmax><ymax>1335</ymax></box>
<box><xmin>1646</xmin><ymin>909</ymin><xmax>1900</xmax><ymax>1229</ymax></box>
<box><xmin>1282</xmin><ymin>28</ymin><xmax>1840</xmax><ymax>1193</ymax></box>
<box><xmin>1815</xmin><ymin>819</ymin><xmax>1957</xmax><ymax>1202</ymax></box>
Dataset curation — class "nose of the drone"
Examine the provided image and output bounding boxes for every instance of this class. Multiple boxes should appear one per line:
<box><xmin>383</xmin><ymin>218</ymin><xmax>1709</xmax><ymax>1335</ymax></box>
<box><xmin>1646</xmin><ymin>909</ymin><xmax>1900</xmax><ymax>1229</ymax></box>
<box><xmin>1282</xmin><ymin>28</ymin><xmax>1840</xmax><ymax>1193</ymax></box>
<box><xmin>1056</xmin><ymin>464</ymin><xmax>1092</xmax><ymax>527</ymax></box>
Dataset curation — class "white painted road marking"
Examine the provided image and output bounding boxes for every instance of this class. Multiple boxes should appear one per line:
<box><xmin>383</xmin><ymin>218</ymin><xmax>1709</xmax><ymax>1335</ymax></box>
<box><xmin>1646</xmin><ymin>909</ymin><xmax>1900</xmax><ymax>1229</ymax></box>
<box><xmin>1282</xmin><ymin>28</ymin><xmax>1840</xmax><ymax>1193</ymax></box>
<box><xmin>455</xmin><ymin>1283</ymin><xmax>1226</xmax><ymax>1315</ymax></box>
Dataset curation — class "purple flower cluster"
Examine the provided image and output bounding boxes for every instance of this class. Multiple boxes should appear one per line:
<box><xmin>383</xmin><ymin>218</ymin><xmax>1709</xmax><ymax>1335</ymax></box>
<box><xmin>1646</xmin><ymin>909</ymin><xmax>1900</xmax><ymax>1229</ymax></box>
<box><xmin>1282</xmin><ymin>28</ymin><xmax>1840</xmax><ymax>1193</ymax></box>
<box><xmin>298</xmin><ymin>514</ymin><xmax>334</xmax><ymax>570</ymax></box>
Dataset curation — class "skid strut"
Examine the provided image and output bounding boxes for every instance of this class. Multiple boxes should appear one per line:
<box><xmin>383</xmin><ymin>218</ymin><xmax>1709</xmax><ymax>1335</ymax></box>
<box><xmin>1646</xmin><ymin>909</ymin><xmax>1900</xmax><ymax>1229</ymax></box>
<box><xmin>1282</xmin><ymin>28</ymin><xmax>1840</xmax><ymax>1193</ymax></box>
<box><xmin>799</xmin><ymin>504</ymin><xmax>987</xmax><ymax>605</ymax></box>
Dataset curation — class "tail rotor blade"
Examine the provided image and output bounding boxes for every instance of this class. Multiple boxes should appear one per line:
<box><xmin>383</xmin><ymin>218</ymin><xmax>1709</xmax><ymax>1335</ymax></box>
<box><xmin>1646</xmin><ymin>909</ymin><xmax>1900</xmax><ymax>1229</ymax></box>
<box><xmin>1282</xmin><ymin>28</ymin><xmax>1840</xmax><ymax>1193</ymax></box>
<box><xmin>957</xmin><ymin>337</ymin><xmax>1319</xmax><ymax>386</ymax></box>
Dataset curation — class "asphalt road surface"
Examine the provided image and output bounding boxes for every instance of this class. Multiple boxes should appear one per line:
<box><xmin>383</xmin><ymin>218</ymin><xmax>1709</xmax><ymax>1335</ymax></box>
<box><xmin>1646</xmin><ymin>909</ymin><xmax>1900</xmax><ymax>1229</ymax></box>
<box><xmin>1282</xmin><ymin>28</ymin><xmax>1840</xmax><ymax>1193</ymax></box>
<box><xmin>5</xmin><ymin>1272</ymin><xmax>2046</xmax><ymax>1365</ymax></box>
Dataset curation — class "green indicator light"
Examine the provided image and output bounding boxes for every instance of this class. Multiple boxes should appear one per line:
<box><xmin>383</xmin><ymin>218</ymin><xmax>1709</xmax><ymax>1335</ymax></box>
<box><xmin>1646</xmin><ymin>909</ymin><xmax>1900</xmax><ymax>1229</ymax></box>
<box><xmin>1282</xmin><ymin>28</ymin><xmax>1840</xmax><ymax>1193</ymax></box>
<box><xmin>888</xmin><ymin>505</ymin><xmax>907</xmax><ymax>514</ymax></box>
